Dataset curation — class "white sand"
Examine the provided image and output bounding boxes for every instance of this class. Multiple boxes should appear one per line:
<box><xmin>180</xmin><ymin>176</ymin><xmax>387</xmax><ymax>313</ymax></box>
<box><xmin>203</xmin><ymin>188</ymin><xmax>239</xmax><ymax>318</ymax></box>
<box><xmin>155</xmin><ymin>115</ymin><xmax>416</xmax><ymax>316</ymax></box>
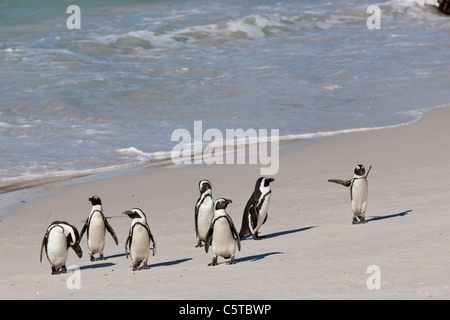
<box><xmin>1</xmin><ymin>107</ymin><xmax>450</xmax><ymax>300</ymax></box>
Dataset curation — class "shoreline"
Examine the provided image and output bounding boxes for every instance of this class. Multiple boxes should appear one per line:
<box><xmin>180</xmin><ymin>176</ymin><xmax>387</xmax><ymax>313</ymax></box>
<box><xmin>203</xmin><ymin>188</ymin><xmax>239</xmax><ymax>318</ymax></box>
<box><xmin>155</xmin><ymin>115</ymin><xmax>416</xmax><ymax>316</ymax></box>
<box><xmin>1</xmin><ymin>104</ymin><xmax>450</xmax><ymax>299</ymax></box>
<box><xmin>2</xmin><ymin>102</ymin><xmax>448</xmax><ymax>218</ymax></box>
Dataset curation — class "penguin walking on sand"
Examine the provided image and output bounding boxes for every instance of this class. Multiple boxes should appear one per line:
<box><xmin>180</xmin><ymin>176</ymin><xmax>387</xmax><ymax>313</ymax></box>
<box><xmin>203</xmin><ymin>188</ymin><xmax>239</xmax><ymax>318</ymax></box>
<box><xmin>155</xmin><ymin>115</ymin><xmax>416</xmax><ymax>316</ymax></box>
<box><xmin>205</xmin><ymin>198</ymin><xmax>241</xmax><ymax>266</ymax></box>
<box><xmin>328</xmin><ymin>164</ymin><xmax>372</xmax><ymax>224</ymax></box>
<box><xmin>80</xmin><ymin>196</ymin><xmax>118</xmax><ymax>261</ymax></box>
<box><xmin>239</xmin><ymin>177</ymin><xmax>274</xmax><ymax>240</ymax></box>
<box><xmin>40</xmin><ymin>221</ymin><xmax>83</xmax><ymax>275</ymax></box>
<box><xmin>123</xmin><ymin>208</ymin><xmax>156</xmax><ymax>271</ymax></box>
<box><xmin>195</xmin><ymin>179</ymin><xmax>214</xmax><ymax>247</ymax></box>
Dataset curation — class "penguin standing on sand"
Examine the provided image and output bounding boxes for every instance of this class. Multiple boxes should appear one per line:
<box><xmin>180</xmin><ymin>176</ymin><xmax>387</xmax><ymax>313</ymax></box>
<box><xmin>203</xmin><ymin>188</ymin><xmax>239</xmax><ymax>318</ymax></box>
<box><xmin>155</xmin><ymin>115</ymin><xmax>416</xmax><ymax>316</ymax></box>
<box><xmin>205</xmin><ymin>198</ymin><xmax>241</xmax><ymax>266</ymax></box>
<box><xmin>195</xmin><ymin>179</ymin><xmax>214</xmax><ymax>247</ymax></box>
<box><xmin>40</xmin><ymin>221</ymin><xmax>83</xmax><ymax>275</ymax></box>
<box><xmin>80</xmin><ymin>196</ymin><xmax>118</xmax><ymax>261</ymax></box>
<box><xmin>328</xmin><ymin>164</ymin><xmax>371</xmax><ymax>224</ymax></box>
<box><xmin>239</xmin><ymin>177</ymin><xmax>274</xmax><ymax>240</ymax></box>
<box><xmin>123</xmin><ymin>208</ymin><xmax>156</xmax><ymax>271</ymax></box>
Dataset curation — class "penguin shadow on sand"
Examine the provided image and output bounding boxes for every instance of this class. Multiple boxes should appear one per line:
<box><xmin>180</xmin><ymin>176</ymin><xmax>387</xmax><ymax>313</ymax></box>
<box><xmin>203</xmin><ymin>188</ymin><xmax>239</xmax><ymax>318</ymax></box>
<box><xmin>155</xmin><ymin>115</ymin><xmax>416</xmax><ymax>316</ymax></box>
<box><xmin>365</xmin><ymin>209</ymin><xmax>412</xmax><ymax>223</ymax></box>
<box><xmin>77</xmin><ymin>251</ymin><xmax>127</xmax><ymax>272</ymax></box>
<box><xmin>235</xmin><ymin>226</ymin><xmax>317</xmax><ymax>264</ymax></box>
<box><xmin>77</xmin><ymin>262</ymin><xmax>115</xmax><ymax>271</ymax></box>
<box><xmin>239</xmin><ymin>225</ymin><xmax>318</xmax><ymax>241</ymax></box>
<box><xmin>148</xmin><ymin>258</ymin><xmax>192</xmax><ymax>269</ymax></box>
<box><xmin>235</xmin><ymin>251</ymin><xmax>284</xmax><ymax>264</ymax></box>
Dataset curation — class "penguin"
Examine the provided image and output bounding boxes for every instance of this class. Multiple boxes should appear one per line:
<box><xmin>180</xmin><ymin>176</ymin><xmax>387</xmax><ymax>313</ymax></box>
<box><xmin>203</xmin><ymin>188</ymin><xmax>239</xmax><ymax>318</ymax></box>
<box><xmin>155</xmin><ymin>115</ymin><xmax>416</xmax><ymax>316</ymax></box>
<box><xmin>328</xmin><ymin>164</ymin><xmax>372</xmax><ymax>224</ymax></box>
<box><xmin>205</xmin><ymin>198</ymin><xmax>241</xmax><ymax>266</ymax></box>
<box><xmin>79</xmin><ymin>196</ymin><xmax>118</xmax><ymax>261</ymax></box>
<box><xmin>239</xmin><ymin>177</ymin><xmax>275</xmax><ymax>240</ymax></box>
<box><xmin>194</xmin><ymin>179</ymin><xmax>214</xmax><ymax>247</ymax></box>
<box><xmin>123</xmin><ymin>208</ymin><xmax>156</xmax><ymax>271</ymax></box>
<box><xmin>40</xmin><ymin>221</ymin><xmax>83</xmax><ymax>275</ymax></box>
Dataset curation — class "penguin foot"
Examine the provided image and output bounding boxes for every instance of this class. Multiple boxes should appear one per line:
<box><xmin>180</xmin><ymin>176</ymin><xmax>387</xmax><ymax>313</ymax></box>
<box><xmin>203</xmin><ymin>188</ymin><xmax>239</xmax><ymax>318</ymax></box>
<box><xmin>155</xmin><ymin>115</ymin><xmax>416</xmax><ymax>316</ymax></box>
<box><xmin>61</xmin><ymin>266</ymin><xmax>67</xmax><ymax>274</ymax></box>
<box><xmin>352</xmin><ymin>216</ymin><xmax>366</xmax><ymax>224</ymax></box>
<box><xmin>253</xmin><ymin>233</ymin><xmax>266</xmax><ymax>240</ymax></box>
<box><xmin>228</xmin><ymin>256</ymin><xmax>236</xmax><ymax>265</ymax></box>
<box><xmin>132</xmin><ymin>264</ymin><xmax>141</xmax><ymax>271</ymax></box>
<box><xmin>132</xmin><ymin>262</ymin><xmax>150</xmax><ymax>271</ymax></box>
<box><xmin>98</xmin><ymin>254</ymin><xmax>106</xmax><ymax>261</ymax></box>
<box><xmin>90</xmin><ymin>255</ymin><xmax>96</xmax><ymax>262</ymax></box>
<box><xmin>208</xmin><ymin>256</ymin><xmax>218</xmax><ymax>266</ymax></box>
<box><xmin>51</xmin><ymin>267</ymin><xmax>61</xmax><ymax>275</ymax></box>
<box><xmin>195</xmin><ymin>240</ymin><xmax>204</xmax><ymax>248</ymax></box>
<box><xmin>139</xmin><ymin>260</ymin><xmax>149</xmax><ymax>270</ymax></box>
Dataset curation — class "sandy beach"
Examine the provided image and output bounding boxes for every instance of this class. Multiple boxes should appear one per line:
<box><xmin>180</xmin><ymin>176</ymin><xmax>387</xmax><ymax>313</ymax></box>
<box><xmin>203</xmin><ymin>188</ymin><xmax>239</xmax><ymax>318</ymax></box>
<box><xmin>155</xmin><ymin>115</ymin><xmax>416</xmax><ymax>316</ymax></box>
<box><xmin>1</xmin><ymin>105</ymin><xmax>450</xmax><ymax>300</ymax></box>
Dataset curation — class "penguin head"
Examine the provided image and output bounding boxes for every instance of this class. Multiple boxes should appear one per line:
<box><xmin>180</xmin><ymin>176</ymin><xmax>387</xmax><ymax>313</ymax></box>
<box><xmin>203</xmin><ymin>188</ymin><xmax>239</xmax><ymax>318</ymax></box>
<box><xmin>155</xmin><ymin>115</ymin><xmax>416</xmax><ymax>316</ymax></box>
<box><xmin>89</xmin><ymin>195</ymin><xmax>102</xmax><ymax>206</ymax></box>
<box><xmin>263</xmin><ymin>177</ymin><xmax>275</xmax><ymax>187</ymax></box>
<box><xmin>122</xmin><ymin>208</ymin><xmax>147</xmax><ymax>221</ymax></box>
<box><xmin>214</xmin><ymin>198</ymin><xmax>232</xmax><ymax>210</ymax></box>
<box><xmin>199</xmin><ymin>180</ymin><xmax>212</xmax><ymax>193</ymax></box>
<box><xmin>57</xmin><ymin>221</ymin><xmax>83</xmax><ymax>258</ymax></box>
<box><xmin>256</xmin><ymin>177</ymin><xmax>275</xmax><ymax>190</ymax></box>
<box><xmin>65</xmin><ymin>226</ymin><xmax>83</xmax><ymax>258</ymax></box>
<box><xmin>354</xmin><ymin>164</ymin><xmax>366</xmax><ymax>176</ymax></box>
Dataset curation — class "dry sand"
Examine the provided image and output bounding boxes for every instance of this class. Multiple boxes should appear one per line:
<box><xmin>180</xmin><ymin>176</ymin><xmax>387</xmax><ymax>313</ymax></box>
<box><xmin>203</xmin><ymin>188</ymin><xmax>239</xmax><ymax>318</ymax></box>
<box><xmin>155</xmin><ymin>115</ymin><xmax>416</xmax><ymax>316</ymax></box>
<box><xmin>1</xmin><ymin>106</ymin><xmax>450</xmax><ymax>300</ymax></box>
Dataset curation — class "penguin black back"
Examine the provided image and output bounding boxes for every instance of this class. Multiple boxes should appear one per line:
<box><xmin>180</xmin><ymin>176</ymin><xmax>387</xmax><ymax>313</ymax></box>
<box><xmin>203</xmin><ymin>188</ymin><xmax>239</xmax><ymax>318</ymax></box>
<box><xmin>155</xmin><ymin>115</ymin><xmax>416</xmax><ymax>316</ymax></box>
<box><xmin>239</xmin><ymin>177</ymin><xmax>274</xmax><ymax>240</ymax></box>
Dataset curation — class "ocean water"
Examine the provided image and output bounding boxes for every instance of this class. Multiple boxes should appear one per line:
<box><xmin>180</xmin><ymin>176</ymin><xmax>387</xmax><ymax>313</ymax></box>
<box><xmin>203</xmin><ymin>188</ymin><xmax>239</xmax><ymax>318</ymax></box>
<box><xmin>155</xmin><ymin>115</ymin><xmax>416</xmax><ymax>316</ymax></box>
<box><xmin>0</xmin><ymin>0</ymin><xmax>449</xmax><ymax>189</ymax></box>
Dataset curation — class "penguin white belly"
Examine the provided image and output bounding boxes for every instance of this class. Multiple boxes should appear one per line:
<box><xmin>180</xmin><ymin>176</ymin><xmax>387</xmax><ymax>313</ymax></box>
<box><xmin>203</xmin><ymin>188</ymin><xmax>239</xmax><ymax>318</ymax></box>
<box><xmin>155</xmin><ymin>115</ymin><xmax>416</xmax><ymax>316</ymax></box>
<box><xmin>47</xmin><ymin>229</ymin><xmax>68</xmax><ymax>269</ymax></box>
<box><xmin>212</xmin><ymin>219</ymin><xmax>236</xmax><ymax>258</ymax></box>
<box><xmin>197</xmin><ymin>201</ymin><xmax>214</xmax><ymax>240</ymax></box>
<box><xmin>351</xmin><ymin>179</ymin><xmax>368</xmax><ymax>215</ymax></box>
<box><xmin>131</xmin><ymin>224</ymin><xmax>150</xmax><ymax>262</ymax></box>
<box><xmin>87</xmin><ymin>213</ymin><xmax>106</xmax><ymax>254</ymax></box>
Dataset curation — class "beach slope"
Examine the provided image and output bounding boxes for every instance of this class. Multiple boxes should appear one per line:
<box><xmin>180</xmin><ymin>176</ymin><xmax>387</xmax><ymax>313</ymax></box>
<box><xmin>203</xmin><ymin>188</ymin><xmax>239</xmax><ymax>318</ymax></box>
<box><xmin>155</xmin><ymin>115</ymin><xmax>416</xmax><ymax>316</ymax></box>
<box><xmin>1</xmin><ymin>107</ymin><xmax>450</xmax><ymax>299</ymax></box>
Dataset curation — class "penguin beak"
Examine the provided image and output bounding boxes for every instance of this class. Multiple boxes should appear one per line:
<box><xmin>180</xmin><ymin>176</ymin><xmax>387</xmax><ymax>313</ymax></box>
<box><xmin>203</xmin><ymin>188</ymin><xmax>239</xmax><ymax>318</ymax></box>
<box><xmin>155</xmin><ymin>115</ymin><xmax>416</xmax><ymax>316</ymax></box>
<box><xmin>226</xmin><ymin>199</ymin><xmax>232</xmax><ymax>204</ymax></box>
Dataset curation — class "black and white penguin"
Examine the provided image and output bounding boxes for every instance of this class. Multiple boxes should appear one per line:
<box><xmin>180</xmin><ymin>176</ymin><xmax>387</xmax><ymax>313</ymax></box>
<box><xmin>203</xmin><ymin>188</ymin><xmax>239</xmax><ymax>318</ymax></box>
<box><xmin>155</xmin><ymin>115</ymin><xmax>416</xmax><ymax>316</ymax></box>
<box><xmin>205</xmin><ymin>198</ymin><xmax>241</xmax><ymax>266</ymax></box>
<box><xmin>40</xmin><ymin>221</ymin><xmax>83</xmax><ymax>275</ymax></box>
<box><xmin>123</xmin><ymin>208</ymin><xmax>156</xmax><ymax>271</ymax></box>
<box><xmin>239</xmin><ymin>177</ymin><xmax>274</xmax><ymax>240</ymax></box>
<box><xmin>79</xmin><ymin>196</ymin><xmax>118</xmax><ymax>261</ymax></box>
<box><xmin>194</xmin><ymin>179</ymin><xmax>214</xmax><ymax>247</ymax></box>
<box><xmin>328</xmin><ymin>164</ymin><xmax>371</xmax><ymax>224</ymax></box>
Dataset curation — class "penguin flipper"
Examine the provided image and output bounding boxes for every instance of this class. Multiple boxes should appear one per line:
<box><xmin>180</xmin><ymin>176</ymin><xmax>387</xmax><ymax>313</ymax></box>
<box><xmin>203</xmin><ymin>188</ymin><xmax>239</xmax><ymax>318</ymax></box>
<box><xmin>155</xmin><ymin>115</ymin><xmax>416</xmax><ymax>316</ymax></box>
<box><xmin>328</xmin><ymin>179</ymin><xmax>352</xmax><ymax>187</ymax></box>
<box><xmin>230</xmin><ymin>218</ymin><xmax>241</xmax><ymax>252</ymax></box>
<box><xmin>236</xmin><ymin>234</ymin><xmax>241</xmax><ymax>252</ymax></box>
<box><xmin>194</xmin><ymin>203</ymin><xmax>200</xmax><ymax>237</ymax></box>
<box><xmin>104</xmin><ymin>219</ymin><xmax>119</xmax><ymax>245</ymax></box>
<box><xmin>239</xmin><ymin>210</ymin><xmax>249</xmax><ymax>239</ymax></box>
<box><xmin>40</xmin><ymin>232</ymin><xmax>48</xmax><ymax>263</ymax></box>
<box><xmin>125</xmin><ymin>231</ymin><xmax>132</xmax><ymax>259</ymax></box>
<box><xmin>205</xmin><ymin>223</ymin><xmax>214</xmax><ymax>253</ymax></box>
<box><xmin>147</xmin><ymin>227</ymin><xmax>156</xmax><ymax>256</ymax></box>
<box><xmin>249</xmin><ymin>204</ymin><xmax>259</xmax><ymax>231</ymax></box>
<box><xmin>365</xmin><ymin>165</ymin><xmax>372</xmax><ymax>178</ymax></box>
<box><xmin>239</xmin><ymin>199</ymin><xmax>255</xmax><ymax>238</ymax></box>
<box><xmin>79</xmin><ymin>220</ymin><xmax>88</xmax><ymax>241</ymax></box>
<box><xmin>263</xmin><ymin>212</ymin><xmax>268</xmax><ymax>225</ymax></box>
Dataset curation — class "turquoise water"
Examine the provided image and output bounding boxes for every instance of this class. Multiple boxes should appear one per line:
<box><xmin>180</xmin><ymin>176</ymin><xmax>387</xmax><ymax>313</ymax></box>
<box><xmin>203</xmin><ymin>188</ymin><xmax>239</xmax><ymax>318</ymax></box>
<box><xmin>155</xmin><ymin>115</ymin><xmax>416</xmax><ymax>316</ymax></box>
<box><xmin>0</xmin><ymin>0</ymin><xmax>449</xmax><ymax>184</ymax></box>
